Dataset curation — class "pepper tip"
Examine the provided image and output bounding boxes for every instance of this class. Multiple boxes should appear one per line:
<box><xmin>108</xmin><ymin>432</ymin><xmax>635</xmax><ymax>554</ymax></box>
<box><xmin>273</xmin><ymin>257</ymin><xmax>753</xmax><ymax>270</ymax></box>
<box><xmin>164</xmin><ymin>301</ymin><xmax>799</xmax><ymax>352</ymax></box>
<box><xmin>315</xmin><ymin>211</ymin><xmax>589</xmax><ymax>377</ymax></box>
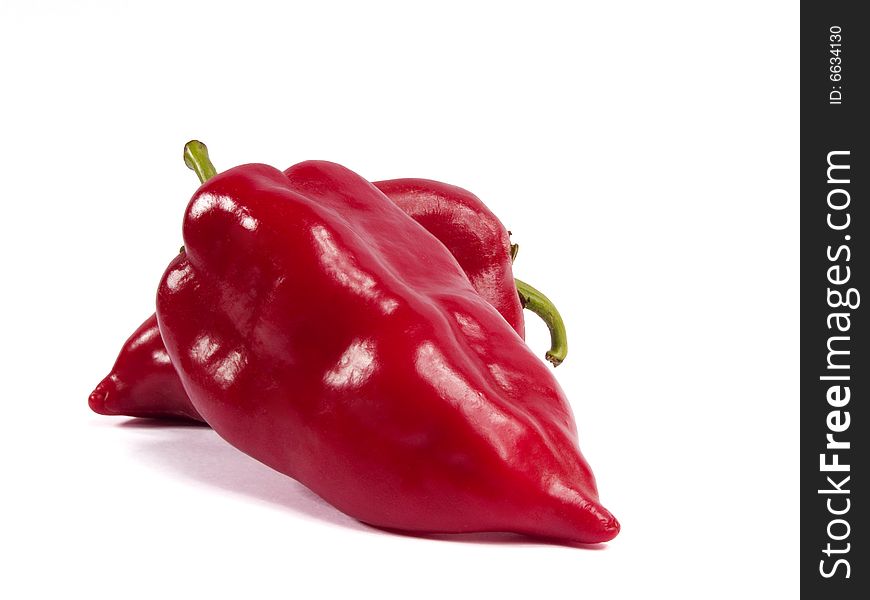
<box><xmin>88</xmin><ymin>378</ymin><xmax>117</xmax><ymax>415</ymax></box>
<box><xmin>600</xmin><ymin>514</ymin><xmax>621</xmax><ymax>540</ymax></box>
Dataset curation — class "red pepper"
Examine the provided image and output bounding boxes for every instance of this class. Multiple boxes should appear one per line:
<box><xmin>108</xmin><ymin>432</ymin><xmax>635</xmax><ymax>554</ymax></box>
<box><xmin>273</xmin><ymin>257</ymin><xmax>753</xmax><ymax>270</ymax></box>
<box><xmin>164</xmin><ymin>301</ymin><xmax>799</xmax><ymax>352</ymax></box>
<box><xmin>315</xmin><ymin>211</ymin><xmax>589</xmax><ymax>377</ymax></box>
<box><xmin>146</xmin><ymin>142</ymin><xmax>618</xmax><ymax>543</ymax></box>
<box><xmin>91</xmin><ymin>150</ymin><xmax>568</xmax><ymax>421</ymax></box>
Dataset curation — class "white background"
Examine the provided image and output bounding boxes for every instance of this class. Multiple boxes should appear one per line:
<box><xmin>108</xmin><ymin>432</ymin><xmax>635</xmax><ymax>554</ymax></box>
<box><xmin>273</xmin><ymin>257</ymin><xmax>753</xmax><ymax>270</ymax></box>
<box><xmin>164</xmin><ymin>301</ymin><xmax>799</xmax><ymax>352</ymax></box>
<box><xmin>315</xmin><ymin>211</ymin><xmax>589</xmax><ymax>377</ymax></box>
<box><xmin>0</xmin><ymin>1</ymin><xmax>798</xmax><ymax>598</ymax></box>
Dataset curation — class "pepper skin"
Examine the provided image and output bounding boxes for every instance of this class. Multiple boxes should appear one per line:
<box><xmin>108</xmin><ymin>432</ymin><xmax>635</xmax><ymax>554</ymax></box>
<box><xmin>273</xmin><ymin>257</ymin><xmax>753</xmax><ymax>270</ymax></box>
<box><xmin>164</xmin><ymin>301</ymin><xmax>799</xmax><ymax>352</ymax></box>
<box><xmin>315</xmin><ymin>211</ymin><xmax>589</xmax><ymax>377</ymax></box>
<box><xmin>91</xmin><ymin>174</ymin><xmax>565</xmax><ymax>420</ymax></box>
<box><xmin>154</xmin><ymin>154</ymin><xmax>618</xmax><ymax>543</ymax></box>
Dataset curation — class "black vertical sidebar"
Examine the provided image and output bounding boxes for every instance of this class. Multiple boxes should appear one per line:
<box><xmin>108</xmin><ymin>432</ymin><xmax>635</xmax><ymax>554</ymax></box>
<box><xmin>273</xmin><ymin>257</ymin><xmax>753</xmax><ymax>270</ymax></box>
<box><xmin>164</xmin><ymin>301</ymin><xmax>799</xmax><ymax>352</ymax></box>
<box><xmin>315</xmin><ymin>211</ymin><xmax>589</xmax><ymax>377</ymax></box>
<box><xmin>801</xmin><ymin>2</ymin><xmax>867</xmax><ymax>597</ymax></box>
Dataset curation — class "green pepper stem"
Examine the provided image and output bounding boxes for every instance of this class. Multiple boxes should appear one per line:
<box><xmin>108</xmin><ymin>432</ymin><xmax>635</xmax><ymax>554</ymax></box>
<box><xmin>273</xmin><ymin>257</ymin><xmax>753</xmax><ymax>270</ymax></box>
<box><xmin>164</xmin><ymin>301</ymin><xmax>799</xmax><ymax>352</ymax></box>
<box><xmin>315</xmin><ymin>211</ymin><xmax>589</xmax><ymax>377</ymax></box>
<box><xmin>515</xmin><ymin>278</ymin><xmax>568</xmax><ymax>367</ymax></box>
<box><xmin>183</xmin><ymin>140</ymin><xmax>217</xmax><ymax>184</ymax></box>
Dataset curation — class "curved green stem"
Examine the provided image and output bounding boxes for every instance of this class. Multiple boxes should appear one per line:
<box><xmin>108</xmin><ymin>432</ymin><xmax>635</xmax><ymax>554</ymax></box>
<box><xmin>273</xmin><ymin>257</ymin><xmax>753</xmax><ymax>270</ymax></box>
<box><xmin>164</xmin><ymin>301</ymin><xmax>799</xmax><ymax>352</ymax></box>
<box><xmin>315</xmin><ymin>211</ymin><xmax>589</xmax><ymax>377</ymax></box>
<box><xmin>515</xmin><ymin>278</ymin><xmax>568</xmax><ymax>367</ymax></box>
<box><xmin>183</xmin><ymin>140</ymin><xmax>217</xmax><ymax>184</ymax></box>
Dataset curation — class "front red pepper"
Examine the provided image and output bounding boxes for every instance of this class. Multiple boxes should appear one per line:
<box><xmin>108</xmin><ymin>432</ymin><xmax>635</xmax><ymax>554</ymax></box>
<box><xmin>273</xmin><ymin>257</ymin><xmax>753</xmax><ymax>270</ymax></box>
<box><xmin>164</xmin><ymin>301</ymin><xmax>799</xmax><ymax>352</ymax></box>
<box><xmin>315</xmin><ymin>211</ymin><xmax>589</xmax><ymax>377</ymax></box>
<box><xmin>153</xmin><ymin>148</ymin><xmax>618</xmax><ymax>543</ymax></box>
